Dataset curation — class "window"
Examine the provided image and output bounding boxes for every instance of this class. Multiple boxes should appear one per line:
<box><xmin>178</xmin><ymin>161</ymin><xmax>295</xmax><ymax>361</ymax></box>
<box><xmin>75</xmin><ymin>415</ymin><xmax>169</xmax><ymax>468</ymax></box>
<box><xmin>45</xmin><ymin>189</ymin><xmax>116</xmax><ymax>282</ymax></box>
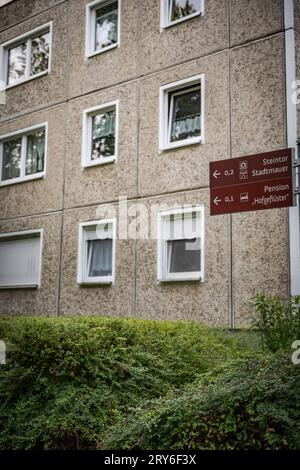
<box><xmin>159</xmin><ymin>75</ymin><xmax>204</xmax><ymax>150</ymax></box>
<box><xmin>0</xmin><ymin>123</ymin><xmax>47</xmax><ymax>186</ymax></box>
<box><xmin>158</xmin><ymin>207</ymin><xmax>204</xmax><ymax>282</ymax></box>
<box><xmin>0</xmin><ymin>230</ymin><xmax>42</xmax><ymax>289</ymax></box>
<box><xmin>0</xmin><ymin>22</ymin><xmax>52</xmax><ymax>88</ymax></box>
<box><xmin>77</xmin><ymin>219</ymin><xmax>116</xmax><ymax>285</ymax></box>
<box><xmin>161</xmin><ymin>0</ymin><xmax>204</xmax><ymax>28</ymax></box>
<box><xmin>82</xmin><ymin>101</ymin><xmax>118</xmax><ymax>167</ymax></box>
<box><xmin>85</xmin><ymin>0</ymin><xmax>120</xmax><ymax>57</ymax></box>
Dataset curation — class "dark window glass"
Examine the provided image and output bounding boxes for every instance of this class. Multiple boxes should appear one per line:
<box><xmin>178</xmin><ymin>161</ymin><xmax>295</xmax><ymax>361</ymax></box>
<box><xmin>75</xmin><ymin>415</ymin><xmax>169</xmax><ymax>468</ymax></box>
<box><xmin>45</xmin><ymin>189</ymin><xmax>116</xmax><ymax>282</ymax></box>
<box><xmin>26</xmin><ymin>130</ymin><xmax>45</xmax><ymax>175</ymax></box>
<box><xmin>170</xmin><ymin>86</ymin><xmax>201</xmax><ymax>142</ymax></box>
<box><xmin>168</xmin><ymin>238</ymin><xmax>200</xmax><ymax>273</ymax></box>
<box><xmin>91</xmin><ymin>109</ymin><xmax>116</xmax><ymax>160</ymax></box>
<box><xmin>2</xmin><ymin>138</ymin><xmax>22</xmax><ymax>180</ymax></box>
<box><xmin>30</xmin><ymin>32</ymin><xmax>50</xmax><ymax>76</ymax></box>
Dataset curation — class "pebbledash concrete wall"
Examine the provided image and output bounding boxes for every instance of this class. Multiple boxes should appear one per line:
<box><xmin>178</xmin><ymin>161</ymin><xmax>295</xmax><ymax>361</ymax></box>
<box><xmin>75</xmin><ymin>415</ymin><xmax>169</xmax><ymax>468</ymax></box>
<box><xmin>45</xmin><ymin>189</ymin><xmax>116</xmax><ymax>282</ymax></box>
<box><xmin>0</xmin><ymin>0</ymin><xmax>298</xmax><ymax>325</ymax></box>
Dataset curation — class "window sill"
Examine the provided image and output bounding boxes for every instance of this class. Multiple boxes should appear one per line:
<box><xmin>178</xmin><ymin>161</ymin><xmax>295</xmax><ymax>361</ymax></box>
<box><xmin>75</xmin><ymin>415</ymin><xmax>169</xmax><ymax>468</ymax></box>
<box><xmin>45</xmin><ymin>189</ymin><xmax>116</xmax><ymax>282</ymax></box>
<box><xmin>158</xmin><ymin>272</ymin><xmax>204</xmax><ymax>283</ymax></box>
<box><xmin>161</xmin><ymin>11</ymin><xmax>203</xmax><ymax>30</ymax></box>
<box><xmin>78</xmin><ymin>280</ymin><xmax>113</xmax><ymax>287</ymax></box>
<box><xmin>160</xmin><ymin>136</ymin><xmax>203</xmax><ymax>152</ymax></box>
<box><xmin>158</xmin><ymin>277</ymin><xmax>203</xmax><ymax>283</ymax></box>
<box><xmin>85</xmin><ymin>42</ymin><xmax>119</xmax><ymax>59</ymax></box>
<box><xmin>0</xmin><ymin>172</ymin><xmax>45</xmax><ymax>188</ymax></box>
<box><xmin>4</xmin><ymin>70</ymin><xmax>49</xmax><ymax>91</ymax></box>
<box><xmin>82</xmin><ymin>156</ymin><xmax>116</xmax><ymax>168</ymax></box>
<box><xmin>0</xmin><ymin>284</ymin><xmax>39</xmax><ymax>289</ymax></box>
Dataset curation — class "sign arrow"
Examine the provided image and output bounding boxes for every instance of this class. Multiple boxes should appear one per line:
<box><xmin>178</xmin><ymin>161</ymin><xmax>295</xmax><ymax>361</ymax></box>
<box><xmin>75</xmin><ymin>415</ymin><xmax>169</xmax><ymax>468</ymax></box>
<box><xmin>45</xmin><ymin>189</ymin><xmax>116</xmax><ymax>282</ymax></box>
<box><xmin>213</xmin><ymin>170</ymin><xmax>221</xmax><ymax>179</ymax></box>
<box><xmin>214</xmin><ymin>197</ymin><xmax>222</xmax><ymax>206</ymax></box>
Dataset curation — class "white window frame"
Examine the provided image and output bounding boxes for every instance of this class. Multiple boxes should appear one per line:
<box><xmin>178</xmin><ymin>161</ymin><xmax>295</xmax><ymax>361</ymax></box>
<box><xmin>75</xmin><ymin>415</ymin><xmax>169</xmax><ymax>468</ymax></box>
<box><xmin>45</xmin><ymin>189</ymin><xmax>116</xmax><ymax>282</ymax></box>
<box><xmin>81</xmin><ymin>100</ymin><xmax>119</xmax><ymax>168</ymax></box>
<box><xmin>85</xmin><ymin>0</ymin><xmax>121</xmax><ymax>59</ymax></box>
<box><xmin>0</xmin><ymin>22</ymin><xmax>52</xmax><ymax>90</ymax></box>
<box><xmin>77</xmin><ymin>218</ymin><xmax>116</xmax><ymax>286</ymax></box>
<box><xmin>157</xmin><ymin>206</ymin><xmax>205</xmax><ymax>283</ymax></box>
<box><xmin>0</xmin><ymin>228</ymin><xmax>43</xmax><ymax>289</ymax></box>
<box><xmin>160</xmin><ymin>0</ymin><xmax>204</xmax><ymax>29</ymax></box>
<box><xmin>159</xmin><ymin>74</ymin><xmax>205</xmax><ymax>151</ymax></box>
<box><xmin>0</xmin><ymin>122</ymin><xmax>48</xmax><ymax>187</ymax></box>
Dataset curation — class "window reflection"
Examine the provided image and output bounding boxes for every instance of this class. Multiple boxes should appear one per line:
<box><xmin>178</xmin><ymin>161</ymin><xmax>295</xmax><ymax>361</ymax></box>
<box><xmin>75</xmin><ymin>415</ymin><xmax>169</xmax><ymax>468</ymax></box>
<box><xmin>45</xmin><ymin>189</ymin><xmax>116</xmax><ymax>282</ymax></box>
<box><xmin>31</xmin><ymin>32</ymin><xmax>50</xmax><ymax>76</ymax></box>
<box><xmin>7</xmin><ymin>43</ymin><xmax>26</xmax><ymax>86</ymax></box>
<box><xmin>95</xmin><ymin>1</ymin><xmax>118</xmax><ymax>51</ymax></box>
<box><xmin>6</xmin><ymin>28</ymin><xmax>50</xmax><ymax>86</ymax></box>
<box><xmin>25</xmin><ymin>130</ymin><xmax>45</xmax><ymax>176</ymax></box>
<box><xmin>170</xmin><ymin>0</ymin><xmax>201</xmax><ymax>22</ymax></box>
<box><xmin>91</xmin><ymin>110</ymin><xmax>116</xmax><ymax>160</ymax></box>
<box><xmin>2</xmin><ymin>138</ymin><xmax>22</xmax><ymax>180</ymax></box>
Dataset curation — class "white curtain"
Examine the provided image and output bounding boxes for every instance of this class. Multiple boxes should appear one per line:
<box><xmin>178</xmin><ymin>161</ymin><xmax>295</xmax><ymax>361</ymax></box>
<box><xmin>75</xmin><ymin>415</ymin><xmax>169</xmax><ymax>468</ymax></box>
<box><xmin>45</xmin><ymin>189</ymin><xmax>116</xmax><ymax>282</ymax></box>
<box><xmin>87</xmin><ymin>239</ymin><xmax>112</xmax><ymax>277</ymax></box>
<box><xmin>0</xmin><ymin>236</ymin><xmax>40</xmax><ymax>286</ymax></box>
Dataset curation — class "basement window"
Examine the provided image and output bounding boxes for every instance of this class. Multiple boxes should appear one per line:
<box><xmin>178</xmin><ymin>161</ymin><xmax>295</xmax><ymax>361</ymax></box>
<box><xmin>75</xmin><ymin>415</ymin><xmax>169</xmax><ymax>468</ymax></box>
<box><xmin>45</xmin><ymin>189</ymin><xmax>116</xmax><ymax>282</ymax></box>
<box><xmin>82</xmin><ymin>101</ymin><xmax>118</xmax><ymax>167</ymax></box>
<box><xmin>0</xmin><ymin>230</ymin><xmax>43</xmax><ymax>289</ymax></box>
<box><xmin>0</xmin><ymin>22</ymin><xmax>52</xmax><ymax>88</ymax></box>
<box><xmin>85</xmin><ymin>0</ymin><xmax>120</xmax><ymax>58</ymax></box>
<box><xmin>161</xmin><ymin>0</ymin><xmax>204</xmax><ymax>29</ymax></box>
<box><xmin>158</xmin><ymin>207</ymin><xmax>204</xmax><ymax>282</ymax></box>
<box><xmin>77</xmin><ymin>219</ymin><xmax>116</xmax><ymax>285</ymax></box>
<box><xmin>159</xmin><ymin>75</ymin><xmax>204</xmax><ymax>151</ymax></box>
<box><xmin>0</xmin><ymin>123</ymin><xmax>47</xmax><ymax>187</ymax></box>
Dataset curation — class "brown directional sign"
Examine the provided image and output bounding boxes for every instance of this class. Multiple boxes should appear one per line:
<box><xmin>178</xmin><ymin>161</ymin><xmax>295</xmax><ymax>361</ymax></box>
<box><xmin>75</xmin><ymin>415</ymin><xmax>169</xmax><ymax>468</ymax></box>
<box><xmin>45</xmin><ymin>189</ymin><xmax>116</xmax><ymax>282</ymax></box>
<box><xmin>210</xmin><ymin>148</ymin><xmax>293</xmax><ymax>189</ymax></box>
<box><xmin>209</xmin><ymin>148</ymin><xmax>295</xmax><ymax>216</ymax></box>
<box><xmin>210</xmin><ymin>177</ymin><xmax>294</xmax><ymax>216</ymax></box>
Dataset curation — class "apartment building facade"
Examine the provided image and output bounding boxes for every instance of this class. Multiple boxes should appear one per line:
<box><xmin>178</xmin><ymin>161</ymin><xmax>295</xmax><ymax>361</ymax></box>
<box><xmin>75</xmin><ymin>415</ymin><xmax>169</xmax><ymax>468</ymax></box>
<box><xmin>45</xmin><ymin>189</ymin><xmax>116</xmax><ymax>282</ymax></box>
<box><xmin>0</xmin><ymin>0</ymin><xmax>299</xmax><ymax>326</ymax></box>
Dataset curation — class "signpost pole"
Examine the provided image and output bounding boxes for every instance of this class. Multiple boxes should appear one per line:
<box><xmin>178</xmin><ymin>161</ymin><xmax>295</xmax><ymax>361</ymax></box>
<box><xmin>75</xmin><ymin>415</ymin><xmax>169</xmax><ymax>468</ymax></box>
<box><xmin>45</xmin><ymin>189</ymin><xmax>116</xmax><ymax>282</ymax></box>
<box><xmin>285</xmin><ymin>0</ymin><xmax>300</xmax><ymax>295</ymax></box>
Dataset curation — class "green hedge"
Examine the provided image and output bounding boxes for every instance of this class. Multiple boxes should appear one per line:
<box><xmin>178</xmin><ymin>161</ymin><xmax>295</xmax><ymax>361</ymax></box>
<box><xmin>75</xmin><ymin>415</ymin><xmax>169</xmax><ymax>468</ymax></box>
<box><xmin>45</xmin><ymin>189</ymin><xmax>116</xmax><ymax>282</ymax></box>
<box><xmin>102</xmin><ymin>354</ymin><xmax>300</xmax><ymax>450</ymax></box>
<box><xmin>252</xmin><ymin>294</ymin><xmax>300</xmax><ymax>352</ymax></box>
<box><xmin>0</xmin><ymin>316</ymin><xmax>254</xmax><ymax>450</ymax></box>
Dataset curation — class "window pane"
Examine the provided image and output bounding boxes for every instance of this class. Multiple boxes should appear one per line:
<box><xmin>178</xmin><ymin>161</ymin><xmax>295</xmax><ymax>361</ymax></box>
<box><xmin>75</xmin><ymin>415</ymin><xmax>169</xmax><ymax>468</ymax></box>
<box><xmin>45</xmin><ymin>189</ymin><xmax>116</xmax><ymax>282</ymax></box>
<box><xmin>87</xmin><ymin>238</ymin><xmax>112</xmax><ymax>277</ymax></box>
<box><xmin>26</xmin><ymin>130</ymin><xmax>45</xmax><ymax>175</ymax></box>
<box><xmin>95</xmin><ymin>1</ymin><xmax>118</xmax><ymax>51</ymax></box>
<box><xmin>0</xmin><ymin>236</ymin><xmax>40</xmax><ymax>286</ymax></box>
<box><xmin>170</xmin><ymin>87</ymin><xmax>201</xmax><ymax>142</ymax></box>
<box><xmin>91</xmin><ymin>109</ymin><xmax>116</xmax><ymax>160</ymax></box>
<box><xmin>30</xmin><ymin>32</ymin><xmax>50</xmax><ymax>76</ymax></box>
<box><xmin>170</xmin><ymin>0</ymin><xmax>201</xmax><ymax>22</ymax></box>
<box><xmin>168</xmin><ymin>238</ymin><xmax>200</xmax><ymax>273</ymax></box>
<box><xmin>7</xmin><ymin>42</ymin><xmax>27</xmax><ymax>86</ymax></box>
<box><xmin>2</xmin><ymin>138</ymin><xmax>22</xmax><ymax>180</ymax></box>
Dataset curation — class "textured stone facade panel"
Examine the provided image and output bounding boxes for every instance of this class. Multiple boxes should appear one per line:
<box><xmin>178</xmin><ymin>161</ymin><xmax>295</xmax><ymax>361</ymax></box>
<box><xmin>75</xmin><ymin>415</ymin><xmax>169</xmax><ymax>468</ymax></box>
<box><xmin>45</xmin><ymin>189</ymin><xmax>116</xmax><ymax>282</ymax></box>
<box><xmin>135</xmin><ymin>190</ymin><xmax>231</xmax><ymax>324</ymax></box>
<box><xmin>230</xmin><ymin>34</ymin><xmax>289</xmax><ymax>324</ymax></box>
<box><xmin>59</xmin><ymin>204</ymin><xmax>135</xmax><ymax>317</ymax></box>
<box><xmin>230</xmin><ymin>0</ymin><xmax>283</xmax><ymax>47</ymax></box>
<box><xmin>232</xmin><ymin>208</ymin><xmax>290</xmax><ymax>325</ymax></box>
<box><xmin>0</xmin><ymin>104</ymin><xmax>66</xmax><ymax>219</ymax></box>
<box><xmin>139</xmin><ymin>0</ymin><xmax>229</xmax><ymax>75</ymax></box>
<box><xmin>230</xmin><ymin>34</ymin><xmax>286</xmax><ymax>157</ymax></box>
<box><xmin>0</xmin><ymin>212</ymin><xmax>62</xmax><ymax>315</ymax></box>
<box><xmin>67</xmin><ymin>0</ymin><xmax>140</xmax><ymax>99</ymax></box>
<box><xmin>137</xmin><ymin>51</ymin><xmax>230</xmax><ymax>197</ymax></box>
<box><xmin>0</xmin><ymin>2</ymin><xmax>68</xmax><ymax>121</ymax></box>
<box><xmin>0</xmin><ymin>0</ymin><xmax>66</xmax><ymax>32</ymax></box>
<box><xmin>64</xmin><ymin>81</ymin><xmax>138</xmax><ymax>209</ymax></box>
